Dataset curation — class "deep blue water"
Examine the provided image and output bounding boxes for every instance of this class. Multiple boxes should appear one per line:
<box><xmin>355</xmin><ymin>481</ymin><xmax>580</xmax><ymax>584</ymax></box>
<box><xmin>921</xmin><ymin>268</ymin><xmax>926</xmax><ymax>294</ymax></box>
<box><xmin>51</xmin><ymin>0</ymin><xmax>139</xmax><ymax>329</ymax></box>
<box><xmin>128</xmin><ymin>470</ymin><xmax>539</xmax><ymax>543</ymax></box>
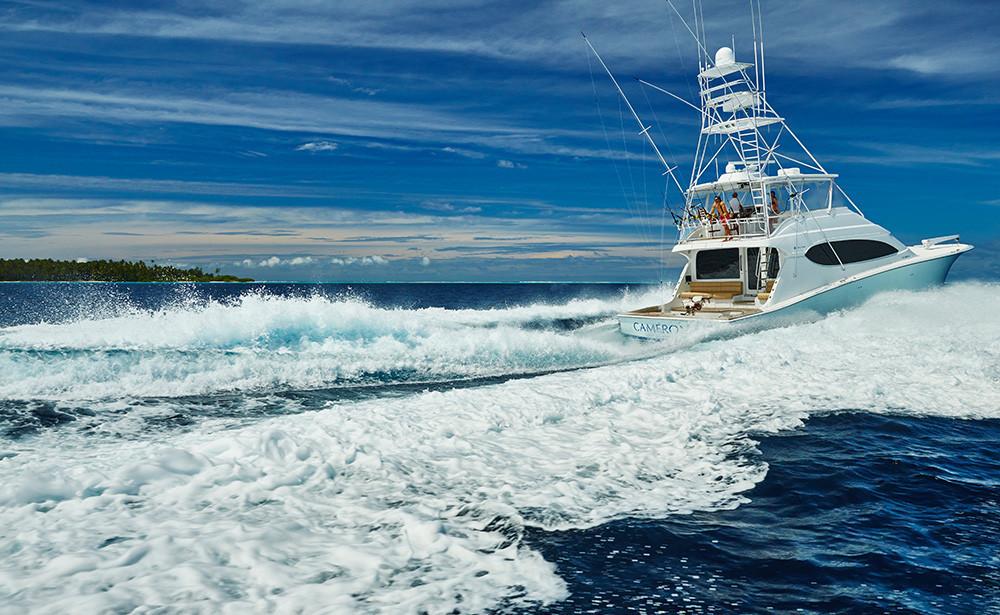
<box><xmin>525</xmin><ymin>413</ymin><xmax>1000</xmax><ymax>614</ymax></box>
<box><xmin>0</xmin><ymin>282</ymin><xmax>997</xmax><ymax>613</ymax></box>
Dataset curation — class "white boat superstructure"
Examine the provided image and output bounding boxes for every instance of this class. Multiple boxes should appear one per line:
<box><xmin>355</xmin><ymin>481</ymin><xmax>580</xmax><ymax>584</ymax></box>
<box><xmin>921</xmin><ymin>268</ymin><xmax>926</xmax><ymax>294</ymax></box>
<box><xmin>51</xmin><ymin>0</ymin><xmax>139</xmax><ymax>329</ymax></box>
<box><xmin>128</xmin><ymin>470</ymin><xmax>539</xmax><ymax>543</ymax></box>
<box><xmin>584</xmin><ymin>4</ymin><xmax>972</xmax><ymax>340</ymax></box>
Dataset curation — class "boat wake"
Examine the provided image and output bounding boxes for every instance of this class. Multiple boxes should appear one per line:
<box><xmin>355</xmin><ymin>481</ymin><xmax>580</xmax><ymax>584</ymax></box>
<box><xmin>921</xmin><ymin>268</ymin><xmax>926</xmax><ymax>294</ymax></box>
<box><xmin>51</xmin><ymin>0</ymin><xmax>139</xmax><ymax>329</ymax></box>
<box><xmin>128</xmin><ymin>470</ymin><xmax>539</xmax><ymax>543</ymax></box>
<box><xmin>0</xmin><ymin>282</ymin><xmax>998</xmax><ymax>613</ymax></box>
<box><xmin>0</xmin><ymin>288</ymin><xmax>665</xmax><ymax>404</ymax></box>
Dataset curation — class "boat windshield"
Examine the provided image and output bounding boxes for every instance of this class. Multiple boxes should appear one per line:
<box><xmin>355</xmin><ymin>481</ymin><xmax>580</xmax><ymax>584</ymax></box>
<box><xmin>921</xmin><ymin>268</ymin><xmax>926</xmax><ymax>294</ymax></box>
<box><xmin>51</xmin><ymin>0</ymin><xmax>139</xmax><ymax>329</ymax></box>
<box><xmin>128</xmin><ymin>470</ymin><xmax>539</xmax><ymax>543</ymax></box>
<box><xmin>686</xmin><ymin>176</ymin><xmax>842</xmax><ymax>215</ymax></box>
<box><xmin>764</xmin><ymin>176</ymin><xmax>838</xmax><ymax>213</ymax></box>
<box><xmin>679</xmin><ymin>175</ymin><xmax>849</xmax><ymax>240</ymax></box>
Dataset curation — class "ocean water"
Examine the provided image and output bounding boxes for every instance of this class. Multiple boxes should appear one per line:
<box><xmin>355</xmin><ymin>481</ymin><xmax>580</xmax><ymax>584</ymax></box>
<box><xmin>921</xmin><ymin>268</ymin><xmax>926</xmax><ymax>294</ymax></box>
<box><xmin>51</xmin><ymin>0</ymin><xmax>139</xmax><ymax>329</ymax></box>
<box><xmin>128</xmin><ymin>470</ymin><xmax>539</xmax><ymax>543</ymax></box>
<box><xmin>0</xmin><ymin>281</ymin><xmax>997</xmax><ymax>614</ymax></box>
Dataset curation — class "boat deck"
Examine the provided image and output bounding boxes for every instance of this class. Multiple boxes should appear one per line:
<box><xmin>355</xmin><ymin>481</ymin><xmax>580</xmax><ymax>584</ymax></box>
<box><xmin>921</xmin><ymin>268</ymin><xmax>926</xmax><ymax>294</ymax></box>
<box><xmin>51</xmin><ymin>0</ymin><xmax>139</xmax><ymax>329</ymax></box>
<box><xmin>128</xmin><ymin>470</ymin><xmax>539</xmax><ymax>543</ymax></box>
<box><xmin>624</xmin><ymin>302</ymin><xmax>761</xmax><ymax>321</ymax></box>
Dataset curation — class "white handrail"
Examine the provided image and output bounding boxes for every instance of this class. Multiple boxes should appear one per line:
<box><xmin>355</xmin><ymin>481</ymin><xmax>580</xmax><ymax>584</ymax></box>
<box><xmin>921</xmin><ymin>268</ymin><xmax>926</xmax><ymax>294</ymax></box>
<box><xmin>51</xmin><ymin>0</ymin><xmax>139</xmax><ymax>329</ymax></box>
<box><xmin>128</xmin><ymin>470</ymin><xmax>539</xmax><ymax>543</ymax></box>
<box><xmin>921</xmin><ymin>235</ymin><xmax>960</xmax><ymax>248</ymax></box>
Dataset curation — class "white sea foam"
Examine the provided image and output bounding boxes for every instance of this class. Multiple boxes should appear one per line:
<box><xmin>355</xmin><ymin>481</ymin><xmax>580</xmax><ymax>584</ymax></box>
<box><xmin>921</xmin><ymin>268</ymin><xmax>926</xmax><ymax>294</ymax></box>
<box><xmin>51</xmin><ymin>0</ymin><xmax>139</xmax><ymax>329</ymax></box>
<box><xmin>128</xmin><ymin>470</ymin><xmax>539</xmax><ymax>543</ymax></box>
<box><xmin>0</xmin><ymin>282</ymin><xmax>997</xmax><ymax>613</ymax></box>
<box><xmin>0</xmin><ymin>287</ymin><xmax>667</xmax><ymax>400</ymax></box>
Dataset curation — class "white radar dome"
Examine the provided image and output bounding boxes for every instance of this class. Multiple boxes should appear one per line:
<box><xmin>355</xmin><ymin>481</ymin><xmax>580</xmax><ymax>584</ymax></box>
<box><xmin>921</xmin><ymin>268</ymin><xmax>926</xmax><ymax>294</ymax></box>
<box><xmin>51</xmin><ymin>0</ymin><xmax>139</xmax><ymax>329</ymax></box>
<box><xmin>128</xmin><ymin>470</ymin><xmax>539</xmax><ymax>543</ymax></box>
<box><xmin>715</xmin><ymin>46</ymin><xmax>735</xmax><ymax>66</ymax></box>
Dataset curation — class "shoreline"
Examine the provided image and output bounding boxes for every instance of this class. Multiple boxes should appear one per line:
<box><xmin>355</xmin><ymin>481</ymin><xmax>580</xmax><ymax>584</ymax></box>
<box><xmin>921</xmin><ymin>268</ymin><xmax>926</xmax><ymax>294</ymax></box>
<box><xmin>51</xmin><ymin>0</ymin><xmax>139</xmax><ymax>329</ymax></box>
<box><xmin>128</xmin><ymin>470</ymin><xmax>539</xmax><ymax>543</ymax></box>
<box><xmin>0</xmin><ymin>280</ymin><xmax>660</xmax><ymax>285</ymax></box>
<box><xmin>0</xmin><ymin>280</ymin><xmax>257</xmax><ymax>284</ymax></box>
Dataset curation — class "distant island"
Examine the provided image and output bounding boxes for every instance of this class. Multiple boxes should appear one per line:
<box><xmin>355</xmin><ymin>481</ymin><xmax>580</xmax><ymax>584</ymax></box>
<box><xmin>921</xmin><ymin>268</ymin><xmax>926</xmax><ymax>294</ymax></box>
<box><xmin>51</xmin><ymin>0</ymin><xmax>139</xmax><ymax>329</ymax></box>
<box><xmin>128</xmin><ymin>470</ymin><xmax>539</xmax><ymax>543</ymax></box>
<box><xmin>0</xmin><ymin>258</ymin><xmax>253</xmax><ymax>282</ymax></box>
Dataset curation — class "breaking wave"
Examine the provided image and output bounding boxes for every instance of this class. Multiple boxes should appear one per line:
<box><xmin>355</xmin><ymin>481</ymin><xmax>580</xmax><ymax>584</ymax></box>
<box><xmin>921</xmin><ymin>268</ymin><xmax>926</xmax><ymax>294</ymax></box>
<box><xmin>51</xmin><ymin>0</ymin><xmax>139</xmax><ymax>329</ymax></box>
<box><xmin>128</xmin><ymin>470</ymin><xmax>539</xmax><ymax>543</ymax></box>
<box><xmin>0</xmin><ymin>288</ymin><xmax>666</xmax><ymax>401</ymax></box>
<box><xmin>0</xmin><ymin>282</ymin><xmax>997</xmax><ymax>613</ymax></box>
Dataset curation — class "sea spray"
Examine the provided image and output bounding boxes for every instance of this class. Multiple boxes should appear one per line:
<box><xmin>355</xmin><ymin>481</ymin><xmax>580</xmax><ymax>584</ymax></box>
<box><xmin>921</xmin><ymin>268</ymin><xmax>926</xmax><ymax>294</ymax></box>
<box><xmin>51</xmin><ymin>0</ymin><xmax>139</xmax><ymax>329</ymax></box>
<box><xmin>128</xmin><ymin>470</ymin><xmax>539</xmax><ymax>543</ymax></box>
<box><xmin>0</xmin><ymin>282</ymin><xmax>997</xmax><ymax>612</ymax></box>
<box><xmin>0</xmin><ymin>287</ymin><xmax>667</xmax><ymax>401</ymax></box>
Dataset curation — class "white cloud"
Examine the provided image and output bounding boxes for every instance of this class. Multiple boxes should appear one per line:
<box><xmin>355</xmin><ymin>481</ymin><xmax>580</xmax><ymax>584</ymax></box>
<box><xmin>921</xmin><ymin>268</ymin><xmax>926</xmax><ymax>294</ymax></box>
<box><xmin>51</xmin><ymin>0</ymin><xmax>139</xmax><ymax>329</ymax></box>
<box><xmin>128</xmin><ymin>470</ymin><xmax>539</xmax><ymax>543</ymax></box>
<box><xmin>421</xmin><ymin>256</ymin><xmax>431</xmax><ymax>266</ymax></box>
<box><xmin>421</xmin><ymin>199</ymin><xmax>482</xmax><ymax>214</ymax></box>
<box><xmin>496</xmin><ymin>159</ymin><xmax>526</xmax><ymax>169</ymax></box>
<box><xmin>330</xmin><ymin>255</ymin><xmax>390</xmax><ymax>266</ymax></box>
<box><xmin>442</xmin><ymin>146</ymin><xmax>486</xmax><ymax>159</ymax></box>
<box><xmin>0</xmin><ymin>194</ymin><xmax>676</xmax><ymax>267</ymax></box>
<box><xmin>8</xmin><ymin>0</ymin><xmax>992</xmax><ymax>80</ymax></box>
<box><xmin>328</xmin><ymin>75</ymin><xmax>381</xmax><ymax>96</ymax></box>
<box><xmin>296</xmin><ymin>141</ymin><xmax>339</xmax><ymax>152</ymax></box>
<box><xmin>0</xmin><ymin>171</ymin><xmax>336</xmax><ymax>199</ymax></box>
<box><xmin>258</xmin><ymin>256</ymin><xmax>282</xmax><ymax>267</ymax></box>
<box><xmin>250</xmin><ymin>255</ymin><xmax>318</xmax><ymax>267</ymax></box>
<box><xmin>0</xmin><ymin>83</ymin><xmax>659</xmax><ymax>163</ymax></box>
<box><xmin>0</xmin><ymin>85</ymin><xmax>534</xmax><ymax>151</ymax></box>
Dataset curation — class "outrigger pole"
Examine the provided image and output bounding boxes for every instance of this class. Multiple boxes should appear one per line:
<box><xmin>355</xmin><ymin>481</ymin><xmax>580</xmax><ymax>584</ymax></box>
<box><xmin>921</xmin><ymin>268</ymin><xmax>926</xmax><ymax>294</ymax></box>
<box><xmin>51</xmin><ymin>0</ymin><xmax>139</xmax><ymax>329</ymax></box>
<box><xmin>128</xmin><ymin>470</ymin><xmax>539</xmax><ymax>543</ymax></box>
<box><xmin>636</xmin><ymin>79</ymin><xmax>703</xmax><ymax>116</ymax></box>
<box><xmin>581</xmin><ymin>32</ymin><xmax>686</xmax><ymax>198</ymax></box>
<box><xmin>664</xmin><ymin>0</ymin><xmax>713</xmax><ymax>67</ymax></box>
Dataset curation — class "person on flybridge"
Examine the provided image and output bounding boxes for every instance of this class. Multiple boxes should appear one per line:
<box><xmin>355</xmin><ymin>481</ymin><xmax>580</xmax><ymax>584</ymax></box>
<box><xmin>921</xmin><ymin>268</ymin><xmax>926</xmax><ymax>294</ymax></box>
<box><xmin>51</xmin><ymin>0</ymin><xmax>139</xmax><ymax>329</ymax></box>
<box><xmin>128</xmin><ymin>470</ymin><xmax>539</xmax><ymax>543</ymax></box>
<box><xmin>710</xmin><ymin>195</ymin><xmax>733</xmax><ymax>238</ymax></box>
<box><xmin>770</xmin><ymin>190</ymin><xmax>781</xmax><ymax>215</ymax></box>
<box><xmin>729</xmin><ymin>192</ymin><xmax>746</xmax><ymax>217</ymax></box>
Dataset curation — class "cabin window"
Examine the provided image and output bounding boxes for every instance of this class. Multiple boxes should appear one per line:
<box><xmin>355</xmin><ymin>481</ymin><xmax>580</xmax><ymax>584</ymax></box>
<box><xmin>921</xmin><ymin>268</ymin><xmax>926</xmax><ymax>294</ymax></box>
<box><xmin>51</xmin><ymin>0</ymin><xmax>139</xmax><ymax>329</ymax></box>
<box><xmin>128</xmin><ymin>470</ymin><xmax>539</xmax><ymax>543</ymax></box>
<box><xmin>805</xmin><ymin>240</ymin><xmax>898</xmax><ymax>266</ymax></box>
<box><xmin>696</xmin><ymin>248</ymin><xmax>740</xmax><ymax>279</ymax></box>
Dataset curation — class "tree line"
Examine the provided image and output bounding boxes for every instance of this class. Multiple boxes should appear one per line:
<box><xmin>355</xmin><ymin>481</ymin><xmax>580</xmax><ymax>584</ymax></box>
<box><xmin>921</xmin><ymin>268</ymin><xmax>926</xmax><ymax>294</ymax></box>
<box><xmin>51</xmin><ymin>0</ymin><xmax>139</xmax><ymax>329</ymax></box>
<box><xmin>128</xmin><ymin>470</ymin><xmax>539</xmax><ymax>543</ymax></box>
<box><xmin>0</xmin><ymin>259</ymin><xmax>253</xmax><ymax>282</ymax></box>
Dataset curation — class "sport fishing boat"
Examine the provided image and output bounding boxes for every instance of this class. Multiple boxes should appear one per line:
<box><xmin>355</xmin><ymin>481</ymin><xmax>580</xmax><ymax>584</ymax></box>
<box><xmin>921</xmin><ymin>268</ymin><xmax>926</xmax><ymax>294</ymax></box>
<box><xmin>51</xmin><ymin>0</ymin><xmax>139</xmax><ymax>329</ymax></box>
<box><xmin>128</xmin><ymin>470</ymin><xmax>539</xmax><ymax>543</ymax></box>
<box><xmin>583</xmin><ymin>7</ymin><xmax>972</xmax><ymax>340</ymax></box>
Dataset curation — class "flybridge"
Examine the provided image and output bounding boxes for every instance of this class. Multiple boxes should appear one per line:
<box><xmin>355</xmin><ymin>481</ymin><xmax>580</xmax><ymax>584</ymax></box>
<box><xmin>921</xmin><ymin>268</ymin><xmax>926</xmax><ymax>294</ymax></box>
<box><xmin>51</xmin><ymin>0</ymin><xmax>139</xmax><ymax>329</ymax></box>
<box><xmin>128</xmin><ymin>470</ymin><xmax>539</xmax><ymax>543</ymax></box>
<box><xmin>583</xmin><ymin>0</ymin><xmax>866</xmax><ymax>242</ymax></box>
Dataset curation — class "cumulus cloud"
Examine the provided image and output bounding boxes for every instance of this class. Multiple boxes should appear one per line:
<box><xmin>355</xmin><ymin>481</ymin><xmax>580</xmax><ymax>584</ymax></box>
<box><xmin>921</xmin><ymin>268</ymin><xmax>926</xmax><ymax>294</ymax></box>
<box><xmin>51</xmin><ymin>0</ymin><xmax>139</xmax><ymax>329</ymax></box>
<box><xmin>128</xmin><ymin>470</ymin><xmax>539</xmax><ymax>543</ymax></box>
<box><xmin>295</xmin><ymin>141</ymin><xmax>339</xmax><ymax>152</ymax></box>
<box><xmin>330</xmin><ymin>255</ymin><xmax>389</xmax><ymax>266</ymax></box>
<box><xmin>259</xmin><ymin>256</ymin><xmax>282</xmax><ymax>267</ymax></box>
<box><xmin>242</xmin><ymin>256</ymin><xmax>317</xmax><ymax>267</ymax></box>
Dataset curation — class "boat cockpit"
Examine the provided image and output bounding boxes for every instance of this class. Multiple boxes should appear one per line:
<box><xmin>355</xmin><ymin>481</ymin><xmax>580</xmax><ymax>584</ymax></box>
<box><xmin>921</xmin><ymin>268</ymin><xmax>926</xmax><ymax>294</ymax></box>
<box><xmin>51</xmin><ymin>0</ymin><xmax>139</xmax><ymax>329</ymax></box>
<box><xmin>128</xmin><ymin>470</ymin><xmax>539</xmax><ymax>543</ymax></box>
<box><xmin>627</xmin><ymin>245</ymin><xmax>781</xmax><ymax>321</ymax></box>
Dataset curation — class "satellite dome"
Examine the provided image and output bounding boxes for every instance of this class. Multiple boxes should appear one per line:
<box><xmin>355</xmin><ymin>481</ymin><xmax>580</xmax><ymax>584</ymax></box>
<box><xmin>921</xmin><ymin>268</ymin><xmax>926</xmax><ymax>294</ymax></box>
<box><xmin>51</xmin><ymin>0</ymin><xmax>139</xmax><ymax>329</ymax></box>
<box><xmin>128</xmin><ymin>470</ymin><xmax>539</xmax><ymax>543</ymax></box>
<box><xmin>715</xmin><ymin>46</ymin><xmax>735</xmax><ymax>66</ymax></box>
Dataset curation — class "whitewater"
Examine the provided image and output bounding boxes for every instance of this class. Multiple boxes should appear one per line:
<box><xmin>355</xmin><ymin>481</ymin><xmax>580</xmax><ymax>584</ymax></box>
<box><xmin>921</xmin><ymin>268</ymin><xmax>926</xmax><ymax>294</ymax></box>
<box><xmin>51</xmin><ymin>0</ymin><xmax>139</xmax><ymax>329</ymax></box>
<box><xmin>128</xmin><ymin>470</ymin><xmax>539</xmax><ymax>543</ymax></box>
<box><xmin>0</xmin><ymin>282</ymin><xmax>998</xmax><ymax>613</ymax></box>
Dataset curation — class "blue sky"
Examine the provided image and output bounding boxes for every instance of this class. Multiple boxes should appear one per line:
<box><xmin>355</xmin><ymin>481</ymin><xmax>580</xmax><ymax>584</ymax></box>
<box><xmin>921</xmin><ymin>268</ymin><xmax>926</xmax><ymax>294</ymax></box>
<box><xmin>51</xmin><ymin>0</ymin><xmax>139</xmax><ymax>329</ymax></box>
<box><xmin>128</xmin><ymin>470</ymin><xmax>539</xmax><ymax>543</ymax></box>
<box><xmin>0</xmin><ymin>0</ymin><xmax>998</xmax><ymax>281</ymax></box>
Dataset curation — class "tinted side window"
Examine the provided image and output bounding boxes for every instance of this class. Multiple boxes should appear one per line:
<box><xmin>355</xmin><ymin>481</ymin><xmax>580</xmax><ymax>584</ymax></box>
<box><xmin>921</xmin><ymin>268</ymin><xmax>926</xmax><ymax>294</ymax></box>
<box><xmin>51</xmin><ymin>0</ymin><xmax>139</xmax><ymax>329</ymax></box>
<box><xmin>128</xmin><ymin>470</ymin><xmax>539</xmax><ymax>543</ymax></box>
<box><xmin>766</xmin><ymin>249</ymin><xmax>780</xmax><ymax>278</ymax></box>
<box><xmin>696</xmin><ymin>248</ymin><xmax>740</xmax><ymax>279</ymax></box>
<box><xmin>806</xmin><ymin>240</ymin><xmax>898</xmax><ymax>266</ymax></box>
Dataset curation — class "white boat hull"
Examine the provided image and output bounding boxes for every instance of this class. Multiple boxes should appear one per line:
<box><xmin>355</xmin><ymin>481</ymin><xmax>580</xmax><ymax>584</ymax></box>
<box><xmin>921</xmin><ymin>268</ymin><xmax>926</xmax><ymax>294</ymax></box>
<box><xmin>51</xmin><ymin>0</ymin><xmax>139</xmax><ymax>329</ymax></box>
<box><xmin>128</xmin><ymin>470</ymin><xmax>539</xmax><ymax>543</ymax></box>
<box><xmin>619</xmin><ymin>247</ymin><xmax>966</xmax><ymax>340</ymax></box>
